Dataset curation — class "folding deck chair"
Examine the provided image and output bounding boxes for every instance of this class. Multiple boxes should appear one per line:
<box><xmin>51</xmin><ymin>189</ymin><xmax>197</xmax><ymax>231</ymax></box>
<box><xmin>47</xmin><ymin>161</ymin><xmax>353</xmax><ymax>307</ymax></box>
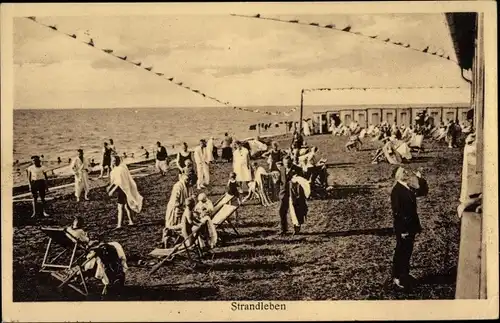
<box><xmin>408</xmin><ymin>134</ymin><xmax>424</xmax><ymax>156</ymax></box>
<box><xmin>39</xmin><ymin>227</ymin><xmax>90</xmax><ymax>296</ymax></box>
<box><xmin>212</xmin><ymin>204</ymin><xmax>240</xmax><ymax>236</ymax></box>
<box><xmin>149</xmin><ymin>226</ymin><xmax>205</xmax><ymax>275</ymax></box>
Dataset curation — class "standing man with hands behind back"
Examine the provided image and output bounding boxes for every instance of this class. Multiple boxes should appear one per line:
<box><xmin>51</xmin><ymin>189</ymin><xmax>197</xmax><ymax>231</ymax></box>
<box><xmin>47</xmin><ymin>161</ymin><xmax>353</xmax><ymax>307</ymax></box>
<box><xmin>390</xmin><ymin>166</ymin><xmax>428</xmax><ymax>291</ymax></box>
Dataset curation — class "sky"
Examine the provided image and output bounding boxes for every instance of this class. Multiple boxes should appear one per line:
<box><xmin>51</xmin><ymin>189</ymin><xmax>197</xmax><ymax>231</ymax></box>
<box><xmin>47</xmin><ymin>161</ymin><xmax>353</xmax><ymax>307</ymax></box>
<box><xmin>13</xmin><ymin>14</ymin><xmax>471</xmax><ymax>109</ymax></box>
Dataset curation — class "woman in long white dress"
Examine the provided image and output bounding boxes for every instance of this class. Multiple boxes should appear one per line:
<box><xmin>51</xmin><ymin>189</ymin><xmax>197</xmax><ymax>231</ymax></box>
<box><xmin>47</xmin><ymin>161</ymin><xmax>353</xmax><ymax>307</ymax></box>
<box><xmin>232</xmin><ymin>141</ymin><xmax>252</xmax><ymax>184</ymax></box>
<box><xmin>71</xmin><ymin>149</ymin><xmax>90</xmax><ymax>202</ymax></box>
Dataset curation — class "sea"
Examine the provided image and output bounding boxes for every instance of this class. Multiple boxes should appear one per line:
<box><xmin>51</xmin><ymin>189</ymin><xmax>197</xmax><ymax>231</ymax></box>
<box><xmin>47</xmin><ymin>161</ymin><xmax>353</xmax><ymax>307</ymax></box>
<box><xmin>12</xmin><ymin>106</ymin><xmax>302</xmax><ymax>186</ymax></box>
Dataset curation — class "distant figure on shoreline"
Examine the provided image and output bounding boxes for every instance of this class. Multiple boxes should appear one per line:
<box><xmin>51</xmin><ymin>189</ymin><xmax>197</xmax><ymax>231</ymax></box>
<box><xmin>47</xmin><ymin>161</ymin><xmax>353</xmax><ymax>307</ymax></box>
<box><xmin>68</xmin><ymin>158</ymin><xmax>72</xmax><ymax>164</ymax></box>
<box><xmin>57</xmin><ymin>157</ymin><xmax>62</xmax><ymax>164</ymax></box>
<box><xmin>221</xmin><ymin>132</ymin><xmax>233</xmax><ymax>162</ymax></box>
<box><xmin>140</xmin><ymin>146</ymin><xmax>149</xmax><ymax>159</ymax></box>
<box><xmin>155</xmin><ymin>141</ymin><xmax>168</xmax><ymax>176</ymax></box>
<box><xmin>27</xmin><ymin>155</ymin><xmax>50</xmax><ymax>218</ymax></box>
<box><xmin>71</xmin><ymin>149</ymin><xmax>90</xmax><ymax>202</ymax></box>
<box><xmin>109</xmin><ymin>138</ymin><xmax>117</xmax><ymax>156</ymax></box>
<box><xmin>99</xmin><ymin>141</ymin><xmax>112</xmax><ymax>178</ymax></box>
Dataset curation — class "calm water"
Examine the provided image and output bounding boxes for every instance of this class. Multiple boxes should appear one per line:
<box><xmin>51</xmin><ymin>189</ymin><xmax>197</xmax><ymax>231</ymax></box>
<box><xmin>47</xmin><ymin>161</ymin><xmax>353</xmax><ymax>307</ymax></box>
<box><xmin>13</xmin><ymin>106</ymin><xmax>301</xmax><ymax>184</ymax></box>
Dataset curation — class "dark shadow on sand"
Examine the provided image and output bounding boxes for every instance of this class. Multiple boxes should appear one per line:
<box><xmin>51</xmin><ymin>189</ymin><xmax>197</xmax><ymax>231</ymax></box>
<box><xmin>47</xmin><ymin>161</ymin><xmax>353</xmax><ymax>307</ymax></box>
<box><xmin>213</xmin><ymin>248</ymin><xmax>284</xmax><ymax>260</ymax></box>
<box><xmin>299</xmin><ymin>227</ymin><xmax>394</xmax><ymax>238</ymax></box>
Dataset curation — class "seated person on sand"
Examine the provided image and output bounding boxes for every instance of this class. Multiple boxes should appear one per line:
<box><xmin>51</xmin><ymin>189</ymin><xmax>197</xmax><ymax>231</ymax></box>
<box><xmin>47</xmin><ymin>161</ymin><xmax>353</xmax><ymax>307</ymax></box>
<box><xmin>345</xmin><ymin>135</ymin><xmax>362</xmax><ymax>151</ymax></box>
<box><xmin>66</xmin><ymin>216</ymin><xmax>92</xmax><ymax>246</ymax></box>
<box><xmin>241</xmin><ymin>162</ymin><xmax>272</xmax><ymax>206</ymax></box>
<box><xmin>194</xmin><ymin>193</ymin><xmax>214</xmax><ymax>218</ymax></box>
<box><xmin>181</xmin><ymin>197</ymin><xmax>218</xmax><ymax>251</ymax></box>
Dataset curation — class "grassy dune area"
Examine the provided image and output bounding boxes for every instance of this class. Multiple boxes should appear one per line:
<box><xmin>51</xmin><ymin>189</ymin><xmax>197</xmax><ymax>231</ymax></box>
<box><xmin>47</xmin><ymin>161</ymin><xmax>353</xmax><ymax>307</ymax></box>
<box><xmin>12</xmin><ymin>134</ymin><xmax>462</xmax><ymax>301</ymax></box>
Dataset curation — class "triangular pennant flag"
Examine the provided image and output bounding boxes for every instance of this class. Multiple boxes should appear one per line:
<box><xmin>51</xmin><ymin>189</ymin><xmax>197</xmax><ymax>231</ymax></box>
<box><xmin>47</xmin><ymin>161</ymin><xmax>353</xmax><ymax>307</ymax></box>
<box><xmin>254</xmin><ymin>14</ymin><xmax>260</xmax><ymax>18</ymax></box>
<box><xmin>103</xmin><ymin>49</ymin><xmax>113</xmax><ymax>54</ymax></box>
<box><xmin>49</xmin><ymin>25</ymin><xmax>57</xmax><ymax>31</ymax></box>
<box><xmin>176</xmin><ymin>82</ymin><xmax>182</xmax><ymax>85</ymax></box>
<box><xmin>431</xmin><ymin>51</ymin><xmax>437</xmax><ymax>55</ymax></box>
<box><xmin>118</xmin><ymin>55</ymin><xmax>127</xmax><ymax>60</ymax></box>
<box><xmin>168</xmin><ymin>78</ymin><xmax>174</xmax><ymax>81</ymax></box>
<box><xmin>144</xmin><ymin>66</ymin><xmax>152</xmax><ymax>71</ymax></box>
<box><xmin>310</xmin><ymin>22</ymin><xmax>319</xmax><ymax>26</ymax></box>
<box><xmin>87</xmin><ymin>38</ymin><xmax>94</xmax><ymax>47</ymax></box>
<box><xmin>394</xmin><ymin>42</ymin><xmax>402</xmax><ymax>45</ymax></box>
<box><xmin>202</xmin><ymin>94</ymin><xmax>206</xmax><ymax>97</ymax></box>
<box><xmin>404</xmin><ymin>44</ymin><xmax>410</xmax><ymax>48</ymax></box>
<box><xmin>67</xmin><ymin>33</ymin><xmax>77</xmax><ymax>39</ymax></box>
<box><xmin>290</xmin><ymin>19</ymin><xmax>299</xmax><ymax>23</ymax></box>
<box><xmin>134</xmin><ymin>62</ymin><xmax>141</xmax><ymax>66</ymax></box>
<box><xmin>342</xmin><ymin>26</ymin><xmax>351</xmax><ymax>32</ymax></box>
<box><xmin>369</xmin><ymin>35</ymin><xmax>377</xmax><ymax>39</ymax></box>
<box><xmin>446</xmin><ymin>56</ymin><xmax>450</xmax><ymax>60</ymax></box>
<box><xmin>325</xmin><ymin>24</ymin><xmax>335</xmax><ymax>28</ymax></box>
<box><xmin>27</xmin><ymin>16</ymin><xmax>36</xmax><ymax>21</ymax></box>
<box><xmin>422</xmin><ymin>46</ymin><xmax>429</xmax><ymax>53</ymax></box>
<box><xmin>384</xmin><ymin>38</ymin><xmax>390</xmax><ymax>42</ymax></box>
<box><xmin>193</xmin><ymin>89</ymin><xmax>199</xmax><ymax>93</ymax></box>
<box><xmin>156</xmin><ymin>72</ymin><xmax>164</xmax><ymax>76</ymax></box>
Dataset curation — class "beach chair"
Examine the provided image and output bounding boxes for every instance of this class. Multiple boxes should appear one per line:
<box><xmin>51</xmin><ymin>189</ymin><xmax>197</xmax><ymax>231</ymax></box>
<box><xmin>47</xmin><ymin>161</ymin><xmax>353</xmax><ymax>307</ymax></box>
<box><xmin>149</xmin><ymin>226</ymin><xmax>206</xmax><ymax>275</ymax></box>
<box><xmin>39</xmin><ymin>227</ymin><xmax>90</xmax><ymax>296</ymax></box>
<box><xmin>212</xmin><ymin>204</ymin><xmax>240</xmax><ymax>236</ymax></box>
<box><xmin>213</xmin><ymin>193</ymin><xmax>235</xmax><ymax>214</ymax></box>
<box><xmin>409</xmin><ymin>134</ymin><xmax>424</xmax><ymax>155</ymax></box>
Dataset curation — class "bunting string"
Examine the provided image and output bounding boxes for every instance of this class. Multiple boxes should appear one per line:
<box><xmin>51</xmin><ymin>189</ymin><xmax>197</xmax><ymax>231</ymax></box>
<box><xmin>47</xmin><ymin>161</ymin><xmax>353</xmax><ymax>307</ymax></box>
<box><xmin>230</xmin><ymin>13</ymin><xmax>460</xmax><ymax>65</ymax></box>
<box><xmin>25</xmin><ymin>16</ymin><xmax>237</xmax><ymax>109</ymax></box>
<box><xmin>25</xmin><ymin>16</ymin><xmax>465</xmax><ymax>120</ymax></box>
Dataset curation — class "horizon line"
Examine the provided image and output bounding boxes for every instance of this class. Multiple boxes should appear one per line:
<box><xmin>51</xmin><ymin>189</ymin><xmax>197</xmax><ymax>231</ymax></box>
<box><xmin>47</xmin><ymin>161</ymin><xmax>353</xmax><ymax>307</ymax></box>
<box><xmin>13</xmin><ymin>102</ymin><xmax>471</xmax><ymax>110</ymax></box>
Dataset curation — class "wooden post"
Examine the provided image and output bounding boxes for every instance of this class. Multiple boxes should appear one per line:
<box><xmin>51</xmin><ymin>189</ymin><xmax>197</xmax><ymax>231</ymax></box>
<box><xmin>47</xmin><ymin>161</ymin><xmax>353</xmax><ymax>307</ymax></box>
<box><xmin>299</xmin><ymin>89</ymin><xmax>304</xmax><ymax>135</ymax></box>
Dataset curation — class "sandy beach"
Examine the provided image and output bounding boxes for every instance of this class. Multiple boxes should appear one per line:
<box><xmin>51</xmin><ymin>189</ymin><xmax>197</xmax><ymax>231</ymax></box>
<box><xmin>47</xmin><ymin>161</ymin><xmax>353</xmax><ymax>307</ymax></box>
<box><xmin>12</xmin><ymin>134</ymin><xmax>462</xmax><ymax>301</ymax></box>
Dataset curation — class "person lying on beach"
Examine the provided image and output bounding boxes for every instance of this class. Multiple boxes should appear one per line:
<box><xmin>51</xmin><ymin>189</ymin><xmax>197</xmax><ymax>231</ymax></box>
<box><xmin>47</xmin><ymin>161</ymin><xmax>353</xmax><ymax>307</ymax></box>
<box><xmin>107</xmin><ymin>156</ymin><xmax>143</xmax><ymax>229</ymax></box>
<box><xmin>194</xmin><ymin>193</ymin><xmax>214</xmax><ymax>219</ymax></box>
<box><xmin>27</xmin><ymin>155</ymin><xmax>50</xmax><ymax>218</ymax></box>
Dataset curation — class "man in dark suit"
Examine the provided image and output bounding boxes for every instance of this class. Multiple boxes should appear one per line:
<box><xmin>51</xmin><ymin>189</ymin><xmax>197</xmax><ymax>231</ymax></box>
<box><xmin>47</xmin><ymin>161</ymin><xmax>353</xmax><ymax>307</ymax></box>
<box><xmin>278</xmin><ymin>156</ymin><xmax>303</xmax><ymax>235</ymax></box>
<box><xmin>390</xmin><ymin>166</ymin><xmax>428</xmax><ymax>290</ymax></box>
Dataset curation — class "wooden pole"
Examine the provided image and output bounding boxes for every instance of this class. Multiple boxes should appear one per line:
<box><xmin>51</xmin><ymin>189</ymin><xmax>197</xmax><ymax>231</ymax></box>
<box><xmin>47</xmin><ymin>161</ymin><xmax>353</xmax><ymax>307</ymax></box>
<box><xmin>299</xmin><ymin>89</ymin><xmax>304</xmax><ymax>135</ymax></box>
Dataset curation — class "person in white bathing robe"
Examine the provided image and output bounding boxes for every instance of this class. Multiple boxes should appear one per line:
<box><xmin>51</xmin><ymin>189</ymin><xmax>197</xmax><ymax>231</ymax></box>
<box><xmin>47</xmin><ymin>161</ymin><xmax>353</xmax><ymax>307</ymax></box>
<box><xmin>233</xmin><ymin>141</ymin><xmax>252</xmax><ymax>186</ymax></box>
<box><xmin>302</xmin><ymin>120</ymin><xmax>311</xmax><ymax>136</ymax></box>
<box><xmin>164</xmin><ymin>173</ymin><xmax>190</xmax><ymax>229</ymax></box>
<box><xmin>193</xmin><ymin>139</ymin><xmax>210</xmax><ymax>189</ymax></box>
<box><xmin>205</xmin><ymin>137</ymin><xmax>215</xmax><ymax>163</ymax></box>
<box><xmin>71</xmin><ymin>149</ymin><xmax>90</xmax><ymax>202</ymax></box>
<box><xmin>107</xmin><ymin>156</ymin><xmax>143</xmax><ymax>229</ymax></box>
